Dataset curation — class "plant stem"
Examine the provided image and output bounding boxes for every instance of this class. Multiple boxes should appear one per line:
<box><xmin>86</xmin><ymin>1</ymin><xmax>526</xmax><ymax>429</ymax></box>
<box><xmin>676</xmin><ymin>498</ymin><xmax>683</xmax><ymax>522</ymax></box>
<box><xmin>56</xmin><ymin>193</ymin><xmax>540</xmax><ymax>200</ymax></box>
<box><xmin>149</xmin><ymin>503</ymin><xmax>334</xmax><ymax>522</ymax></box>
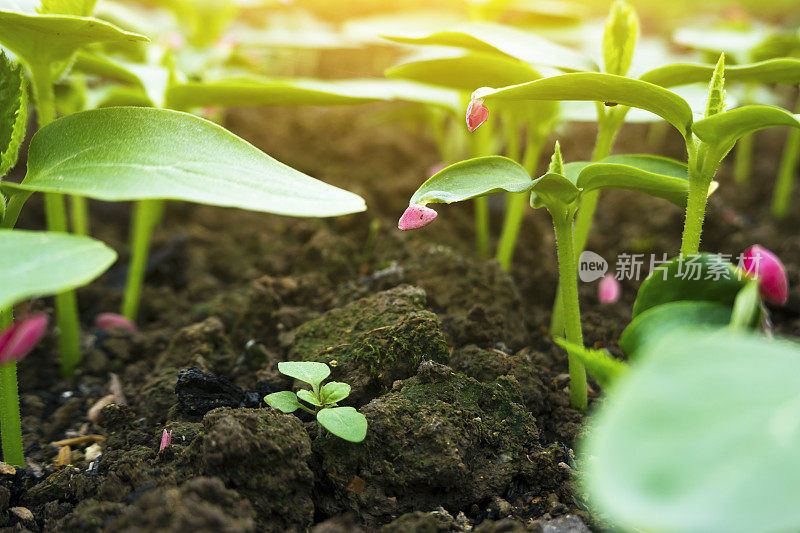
<box><xmin>69</xmin><ymin>196</ymin><xmax>90</xmax><ymax>236</ymax></box>
<box><xmin>771</xmin><ymin>91</ymin><xmax>800</xmax><ymax>220</ymax></box>
<box><xmin>0</xmin><ymin>309</ymin><xmax>24</xmax><ymax>467</ymax></box>
<box><xmin>32</xmin><ymin>63</ymin><xmax>83</xmax><ymax>378</ymax></box>
<box><xmin>552</xmin><ymin>212</ymin><xmax>587</xmax><ymax>411</ymax></box>
<box><xmin>680</xmin><ymin>145</ymin><xmax>719</xmax><ymax>256</ymax></box>
<box><xmin>470</xmin><ymin>117</ymin><xmax>495</xmax><ymax>257</ymax></box>
<box><xmin>0</xmin><ymin>192</ymin><xmax>31</xmax><ymax>229</ymax></box>
<box><xmin>122</xmin><ymin>199</ymin><xmax>163</xmax><ymax>321</ymax></box>
<box><xmin>733</xmin><ymin>133</ymin><xmax>754</xmax><ymax>184</ymax></box>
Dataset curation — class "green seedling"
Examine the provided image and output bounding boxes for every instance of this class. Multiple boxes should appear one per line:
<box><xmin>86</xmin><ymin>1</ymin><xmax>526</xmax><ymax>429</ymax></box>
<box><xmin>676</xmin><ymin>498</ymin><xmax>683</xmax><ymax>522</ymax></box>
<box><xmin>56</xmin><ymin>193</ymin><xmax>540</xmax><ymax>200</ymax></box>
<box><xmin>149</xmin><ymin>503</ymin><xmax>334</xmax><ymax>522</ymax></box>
<box><xmin>399</xmin><ymin>144</ymin><xmax>692</xmax><ymax>410</ymax></box>
<box><xmin>265</xmin><ymin>362</ymin><xmax>367</xmax><ymax>443</ymax></box>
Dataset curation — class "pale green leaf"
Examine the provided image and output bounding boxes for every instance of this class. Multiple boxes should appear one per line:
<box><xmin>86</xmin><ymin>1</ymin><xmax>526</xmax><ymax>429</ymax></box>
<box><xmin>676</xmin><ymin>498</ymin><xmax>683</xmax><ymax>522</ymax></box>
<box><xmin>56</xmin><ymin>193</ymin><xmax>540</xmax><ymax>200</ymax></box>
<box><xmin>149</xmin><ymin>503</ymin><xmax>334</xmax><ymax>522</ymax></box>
<box><xmin>409</xmin><ymin>156</ymin><xmax>532</xmax><ymax>205</ymax></box>
<box><xmin>297</xmin><ymin>389</ymin><xmax>322</xmax><ymax>407</ymax></box>
<box><xmin>554</xmin><ymin>338</ymin><xmax>628</xmax><ymax>390</ymax></box>
<box><xmin>640</xmin><ymin>58</ymin><xmax>800</xmax><ymax>88</ymax></box>
<box><xmin>37</xmin><ymin>0</ymin><xmax>96</xmax><ymax>16</ymax></box>
<box><xmin>317</xmin><ymin>407</ymin><xmax>367</xmax><ymax>443</ymax></box>
<box><xmin>529</xmin><ymin>171</ymin><xmax>580</xmax><ymax>210</ymax></box>
<box><xmin>5</xmin><ymin>107</ymin><xmax>366</xmax><ymax>218</ymax></box>
<box><xmin>730</xmin><ymin>280</ymin><xmax>762</xmax><ymax>330</ymax></box>
<box><xmin>264</xmin><ymin>391</ymin><xmax>301</xmax><ymax>413</ymax></box>
<box><xmin>705</xmin><ymin>54</ymin><xmax>726</xmax><ymax>119</ymax></box>
<box><xmin>278</xmin><ymin>361</ymin><xmax>330</xmax><ymax>388</ymax></box>
<box><xmin>73</xmin><ymin>51</ymin><xmax>169</xmax><ymax>108</ymax></box>
<box><xmin>692</xmin><ymin>105</ymin><xmax>800</xmax><ymax>155</ymax></box>
<box><xmin>602</xmin><ymin>0</ymin><xmax>638</xmax><ymax>76</ymax></box>
<box><xmin>0</xmin><ymin>229</ymin><xmax>116</xmax><ymax>309</ymax></box>
<box><xmin>320</xmin><ymin>382</ymin><xmax>351</xmax><ymax>405</ymax></box>
<box><xmin>0</xmin><ymin>52</ymin><xmax>27</xmax><ymax>177</ymax></box>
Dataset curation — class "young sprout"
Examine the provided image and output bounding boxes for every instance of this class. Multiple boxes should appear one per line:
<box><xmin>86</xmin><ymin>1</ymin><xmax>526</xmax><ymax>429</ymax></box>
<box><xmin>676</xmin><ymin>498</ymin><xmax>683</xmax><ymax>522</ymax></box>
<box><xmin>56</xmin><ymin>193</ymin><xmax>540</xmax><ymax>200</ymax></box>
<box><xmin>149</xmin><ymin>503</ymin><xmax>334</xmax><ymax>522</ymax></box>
<box><xmin>94</xmin><ymin>313</ymin><xmax>138</xmax><ymax>333</ymax></box>
<box><xmin>598</xmin><ymin>274</ymin><xmax>621</xmax><ymax>304</ymax></box>
<box><xmin>741</xmin><ymin>245</ymin><xmax>789</xmax><ymax>305</ymax></box>
<box><xmin>398</xmin><ymin>205</ymin><xmax>438</xmax><ymax>231</ymax></box>
<box><xmin>265</xmin><ymin>362</ymin><xmax>367</xmax><ymax>443</ymax></box>
<box><xmin>159</xmin><ymin>429</ymin><xmax>173</xmax><ymax>452</ymax></box>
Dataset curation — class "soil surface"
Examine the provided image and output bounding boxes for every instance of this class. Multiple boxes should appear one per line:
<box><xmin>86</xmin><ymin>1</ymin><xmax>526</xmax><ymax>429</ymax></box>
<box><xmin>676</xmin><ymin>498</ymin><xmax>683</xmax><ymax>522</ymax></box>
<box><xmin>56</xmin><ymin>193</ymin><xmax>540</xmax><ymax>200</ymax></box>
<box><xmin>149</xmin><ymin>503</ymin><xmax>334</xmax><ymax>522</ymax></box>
<box><xmin>6</xmin><ymin>86</ymin><xmax>800</xmax><ymax>532</ymax></box>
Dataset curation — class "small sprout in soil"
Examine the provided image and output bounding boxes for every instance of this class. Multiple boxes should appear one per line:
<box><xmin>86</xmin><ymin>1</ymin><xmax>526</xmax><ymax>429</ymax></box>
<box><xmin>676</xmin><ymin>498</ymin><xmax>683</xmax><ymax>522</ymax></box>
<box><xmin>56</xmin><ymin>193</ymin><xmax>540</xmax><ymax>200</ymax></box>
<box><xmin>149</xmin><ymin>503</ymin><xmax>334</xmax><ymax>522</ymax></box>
<box><xmin>265</xmin><ymin>362</ymin><xmax>367</xmax><ymax>443</ymax></box>
<box><xmin>465</xmin><ymin>98</ymin><xmax>489</xmax><ymax>133</ymax></box>
<box><xmin>598</xmin><ymin>274</ymin><xmax>621</xmax><ymax>304</ymax></box>
<box><xmin>159</xmin><ymin>429</ymin><xmax>172</xmax><ymax>452</ymax></box>
<box><xmin>741</xmin><ymin>245</ymin><xmax>789</xmax><ymax>305</ymax></box>
<box><xmin>94</xmin><ymin>313</ymin><xmax>138</xmax><ymax>333</ymax></box>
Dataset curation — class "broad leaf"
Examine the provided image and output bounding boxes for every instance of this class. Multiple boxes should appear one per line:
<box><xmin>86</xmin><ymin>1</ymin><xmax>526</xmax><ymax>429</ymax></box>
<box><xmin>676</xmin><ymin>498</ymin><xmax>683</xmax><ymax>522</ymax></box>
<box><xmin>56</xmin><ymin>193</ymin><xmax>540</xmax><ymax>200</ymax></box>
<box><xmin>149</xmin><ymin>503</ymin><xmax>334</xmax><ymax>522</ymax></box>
<box><xmin>5</xmin><ymin>107</ymin><xmax>366</xmax><ymax>218</ymax></box>
<box><xmin>555</xmin><ymin>338</ymin><xmax>628</xmax><ymax>389</ymax></box>
<box><xmin>165</xmin><ymin>78</ymin><xmax>460</xmax><ymax>113</ymax></box>
<box><xmin>278</xmin><ymin>361</ymin><xmax>330</xmax><ymax>388</ymax></box>
<box><xmin>37</xmin><ymin>0</ymin><xmax>96</xmax><ymax>16</ymax></box>
<box><xmin>692</xmin><ymin>105</ymin><xmax>800</xmax><ymax>155</ymax></box>
<box><xmin>640</xmin><ymin>58</ymin><xmax>800</xmax><ymax>88</ymax></box>
<box><xmin>0</xmin><ymin>229</ymin><xmax>116</xmax><ymax>309</ymax></box>
<box><xmin>317</xmin><ymin>407</ymin><xmax>367</xmax><ymax>443</ymax></box>
<box><xmin>297</xmin><ymin>389</ymin><xmax>322</xmax><ymax>407</ymax></box>
<box><xmin>0</xmin><ymin>53</ymin><xmax>27</xmax><ymax>177</ymax></box>
<box><xmin>320</xmin><ymin>381</ymin><xmax>351</xmax><ymax>404</ymax></box>
<box><xmin>409</xmin><ymin>156</ymin><xmax>532</xmax><ymax>205</ymax></box>
<box><xmin>576</xmin><ymin>155</ymin><xmax>689</xmax><ymax>207</ymax></box>
<box><xmin>619</xmin><ymin>300</ymin><xmax>732</xmax><ymax>356</ymax></box>
<box><xmin>264</xmin><ymin>391</ymin><xmax>301</xmax><ymax>413</ymax></box>
<box><xmin>581</xmin><ymin>330</ymin><xmax>800</xmax><ymax>533</ymax></box>
<box><xmin>473</xmin><ymin>73</ymin><xmax>694</xmax><ymax>138</ymax></box>
<box><xmin>382</xmin><ymin>22</ymin><xmax>597</xmax><ymax>72</ymax></box>
<box><xmin>632</xmin><ymin>254</ymin><xmax>746</xmax><ymax>317</ymax></box>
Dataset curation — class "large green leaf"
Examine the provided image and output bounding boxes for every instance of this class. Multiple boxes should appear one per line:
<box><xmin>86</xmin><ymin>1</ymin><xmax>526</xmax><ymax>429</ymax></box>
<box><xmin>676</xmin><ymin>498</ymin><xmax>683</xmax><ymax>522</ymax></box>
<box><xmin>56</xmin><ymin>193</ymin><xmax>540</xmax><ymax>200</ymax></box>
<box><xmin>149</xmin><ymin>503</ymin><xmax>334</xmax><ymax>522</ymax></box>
<box><xmin>692</xmin><ymin>105</ymin><xmax>800</xmax><ymax>155</ymax></box>
<box><xmin>0</xmin><ymin>53</ymin><xmax>26</xmax><ymax>177</ymax></box>
<box><xmin>4</xmin><ymin>107</ymin><xmax>366</xmax><ymax>218</ymax></box>
<box><xmin>264</xmin><ymin>391</ymin><xmax>301</xmax><ymax>413</ymax></box>
<box><xmin>317</xmin><ymin>407</ymin><xmax>367</xmax><ymax>443</ymax></box>
<box><xmin>278</xmin><ymin>361</ymin><xmax>330</xmax><ymax>389</ymax></box>
<box><xmin>0</xmin><ymin>9</ymin><xmax>148</xmax><ymax>69</ymax></box>
<box><xmin>473</xmin><ymin>72</ymin><xmax>694</xmax><ymax>137</ymax></box>
<box><xmin>632</xmin><ymin>253</ymin><xmax>746</xmax><ymax>317</ymax></box>
<box><xmin>576</xmin><ymin>155</ymin><xmax>689</xmax><ymax>207</ymax></box>
<box><xmin>619</xmin><ymin>300</ymin><xmax>732</xmax><ymax>357</ymax></box>
<box><xmin>529</xmin><ymin>171</ymin><xmax>580</xmax><ymax>210</ymax></box>
<box><xmin>382</xmin><ymin>22</ymin><xmax>597</xmax><ymax>72</ymax></box>
<box><xmin>165</xmin><ymin>78</ymin><xmax>460</xmax><ymax>113</ymax></box>
<box><xmin>0</xmin><ymin>229</ymin><xmax>116</xmax><ymax>309</ymax></box>
<box><xmin>582</xmin><ymin>330</ymin><xmax>800</xmax><ymax>533</ymax></box>
<box><xmin>640</xmin><ymin>58</ymin><xmax>800</xmax><ymax>88</ymax></box>
<box><xmin>320</xmin><ymin>382</ymin><xmax>351</xmax><ymax>404</ymax></box>
<box><xmin>409</xmin><ymin>156</ymin><xmax>532</xmax><ymax>205</ymax></box>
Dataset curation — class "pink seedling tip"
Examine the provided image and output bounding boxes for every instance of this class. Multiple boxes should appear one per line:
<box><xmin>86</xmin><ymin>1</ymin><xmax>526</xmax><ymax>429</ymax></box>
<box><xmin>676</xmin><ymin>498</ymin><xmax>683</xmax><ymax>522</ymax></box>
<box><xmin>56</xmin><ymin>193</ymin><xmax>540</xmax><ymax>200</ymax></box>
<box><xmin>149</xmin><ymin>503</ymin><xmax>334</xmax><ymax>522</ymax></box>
<box><xmin>598</xmin><ymin>274</ymin><xmax>621</xmax><ymax>304</ymax></box>
<box><xmin>159</xmin><ymin>429</ymin><xmax>172</xmax><ymax>452</ymax></box>
<box><xmin>94</xmin><ymin>313</ymin><xmax>138</xmax><ymax>333</ymax></box>
<box><xmin>398</xmin><ymin>205</ymin><xmax>438</xmax><ymax>231</ymax></box>
<box><xmin>466</xmin><ymin>98</ymin><xmax>489</xmax><ymax>132</ymax></box>
<box><xmin>0</xmin><ymin>314</ymin><xmax>48</xmax><ymax>365</ymax></box>
<box><xmin>742</xmin><ymin>245</ymin><xmax>789</xmax><ymax>305</ymax></box>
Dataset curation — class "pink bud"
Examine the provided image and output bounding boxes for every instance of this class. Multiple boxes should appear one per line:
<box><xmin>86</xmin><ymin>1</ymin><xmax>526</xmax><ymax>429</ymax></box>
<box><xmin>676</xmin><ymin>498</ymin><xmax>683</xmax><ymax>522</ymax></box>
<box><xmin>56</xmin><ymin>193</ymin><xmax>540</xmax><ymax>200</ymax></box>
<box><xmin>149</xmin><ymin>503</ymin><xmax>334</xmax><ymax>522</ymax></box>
<box><xmin>0</xmin><ymin>314</ymin><xmax>48</xmax><ymax>365</ymax></box>
<box><xmin>466</xmin><ymin>98</ymin><xmax>489</xmax><ymax>132</ymax></box>
<box><xmin>598</xmin><ymin>274</ymin><xmax>621</xmax><ymax>304</ymax></box>
<box><xmin>159</xmin><ymin>429</ymin><xmax>172</xmax><ymax>452</ymax></box>
<box><xmin>742</xmin><ymin>245</ymin><xmax>789</xmax><ymax>305</ymax></box>
<box><xmin>94</xmin><ymin>313</ymin><xmax>138</xmax><ymax>333</ymax></box>
<box><xmin>398</xmin><ymin>205</ymin><xmax>438</xmax><ymax>231</ymax></box>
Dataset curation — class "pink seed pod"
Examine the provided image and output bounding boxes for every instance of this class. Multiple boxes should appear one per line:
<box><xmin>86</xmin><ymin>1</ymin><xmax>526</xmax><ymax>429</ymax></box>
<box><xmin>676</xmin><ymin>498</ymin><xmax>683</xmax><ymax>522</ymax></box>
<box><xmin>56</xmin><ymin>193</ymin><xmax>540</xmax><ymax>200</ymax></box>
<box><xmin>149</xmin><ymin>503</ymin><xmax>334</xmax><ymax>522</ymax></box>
<box><xmin>0</xmin><ymin>314</ymin><xmax>49</xmax><ymax>365</ymax></box>
<box><xmin>742</xmin><ymin>245</ymin><xmax>789</xmax><ymax>305</ymax></box>
<box><xmin>94</xmin><ymin>313</ymin><xmax>139</xmax><ymax>333</ymax></box>
<box><xmin>598</xmin><ymin>274</ymin><xmax>621</xmax><ymax>304</ymax></box>
<box><xmin>159</xmin><ymin>429</ymin><xmax>172</xmax><ymax>452</ymax></box>
<box><xmin>466</xmin><ymin>98</ymin><xmax>489</xmax><ymax>132</ymax></box>
<box><xmin>398</xmin><ymin>205</ymin><xmax>438</xmax><ymax>231</ymax></box>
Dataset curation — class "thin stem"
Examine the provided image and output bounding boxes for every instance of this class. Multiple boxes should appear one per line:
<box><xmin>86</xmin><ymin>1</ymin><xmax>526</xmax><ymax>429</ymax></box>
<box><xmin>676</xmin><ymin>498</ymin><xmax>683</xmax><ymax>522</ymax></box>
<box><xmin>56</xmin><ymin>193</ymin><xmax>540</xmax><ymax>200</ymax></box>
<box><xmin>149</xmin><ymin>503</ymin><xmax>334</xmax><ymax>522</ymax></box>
<box><xmin>69</xmin><ymin>196</ymin><xmax>90</xmax><ymax>236</ymax></box>
<box><xmin>0</xmin><ymin>192</ymin><xmax>31</xmax><ymax>229</ymax></box>
<box><xmin>0</xmin><ymin>362</ymin><xmax>24</xmax><ymax>467</ymax></box>
<box><xmin>771</xmin><ymin>91</ymin><xmax>800</xmax><ymax>220</ymax></box>
<box><xmin>552</xmin><ymin>211</ymin><xmax>587</xmax><ymax>411</ymax></box>
<box><xmin>733</xmin><ymin>133</ymin><xmax>754</xmax><ymax>184</ymax></box>
<box><xmin>680</xmin><ymin>144</ymin><xmax>719</xmax><ymax>256</ymax></box>
<box><xmin>470</xmin><ymin>119</ymin><xmax>495</xmax><ymax>257</ymax></box>
<box><xmin>122</xmin><ymin>199</ymin><xmax>164</xmax><ymax>321</ymax></box>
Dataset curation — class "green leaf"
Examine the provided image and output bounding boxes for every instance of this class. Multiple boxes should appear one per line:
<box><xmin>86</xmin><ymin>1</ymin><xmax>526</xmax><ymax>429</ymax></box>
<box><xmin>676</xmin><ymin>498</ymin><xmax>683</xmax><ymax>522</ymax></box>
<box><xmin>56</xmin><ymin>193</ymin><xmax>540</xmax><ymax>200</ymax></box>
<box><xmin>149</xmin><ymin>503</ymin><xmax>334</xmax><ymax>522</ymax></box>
<box><xmin>619</xmin><ymin>300</ymin><xmax>732</xmax><ymax>357</ymax></box>
<box><xmin>320</xmin><ymin>382</ymin><xmax>351</xmax><ymax>405</ymax></box>
<box><xmin>692</xmin><ymin>105</ymin><xmax>800</xmax><ymax>155</ymax></box>
<box><xmin>730</xmin><ymin>280</ymin><xmax>762</xmax><ymax>330</ymax></box>
<box><xmin>705</xmin><ymin>54</ymin><xmax>726</xmax><ymax>119</ymax></box>
<box><xmin>409</xmin><ymin>156</ymin><xmax>531</xmax><ymax>205</ymax></box>
<box><xmin>0</xmin><ymin>229</ymin><xmax>116</xmax><ymax>309</ymax></box>
<box><xmin>386</xmin><ymin>49</ymin><xmax>543</xmax><ymax>93</ymax></box>
<box><xmin>581</xmin><ymin>330</ymin><xmax>800</xmax><ymax>533</ymax></box>
<box><xmin>554</xmin><ymin>338</ymin><xmax>628</xmax><ymax>390</ymax></box>
<box><xmin>317</xmin><ymin>407</ymin><xmax>368</xmax><ymax>443</ymax></box>
<box><xmin>529</xmin><ymin>171</ymin><xmax>580</xmax><ymax>210</ymax></box>
<box><xmin>72</xmin><ymin>51</ymin><xmax>169</xmax><ymax>108</ymax></box>
<box><xmin>5</xmin><ymin>107</ymin><xmax>366</xmax><ymax>218</ymax></box>
<box><xmin>37</xmin><ymin>0</ymin><xmax>96</xmax><ymax>16</ymax></box>
<box><xmin>296</xmin><ymin>389</ymin><xmax>322</xmax><ymax>407</ymax></box>
<box><xmin>166</xmin><ymin>78</ymin><xmax>460</xmax><ymax>114</ymax></box>
<box><xmin>575</xmin><ymin>155</ymin><xmax>690</xmax><ymax>207</ymax></box>
<box><xmin>277</xmin><ymin>361</ymin><xmax>330</xmax><ymax>389</ymax></box>
<box><xmin>0</xmin><ymin>52</ymin><xmax>27</xmax><ymax>177</ymax></box>
<box><xmin>640</xmin><ymin>58</ymin><xmax>800</xmax><ymax>88</ymax></box>
<box><xmin>632</xmin><ymin>253</ymin><xmax>746</xmax><ymax>317</ymax></box>
<box><xmin>382</xmin><ymin>22</ymin><xmax>598</xmax><ymax>72</ymax></box>
<box><xmin>0</xmin><ymin>9</ymin><xmax>148</xmax><ymax>70</ymax></box>
<box><xmin>0</xmin><ymin>192</ymin><xmax>6</xmax><ymax>222</ymax></box>
<box><xmin>473</xmin><ymin>72</ymin><xmax>694</xmax><ymax>138</ymax></box>
<box><xmin>264</xmin><ymin>391</ymin><xmax>301</xmax><ymax>413</ymax></box>
<box><xmin>602</xmin><ymin>0</ymin><xmax>638</xmax><ymax>76</ymax></box>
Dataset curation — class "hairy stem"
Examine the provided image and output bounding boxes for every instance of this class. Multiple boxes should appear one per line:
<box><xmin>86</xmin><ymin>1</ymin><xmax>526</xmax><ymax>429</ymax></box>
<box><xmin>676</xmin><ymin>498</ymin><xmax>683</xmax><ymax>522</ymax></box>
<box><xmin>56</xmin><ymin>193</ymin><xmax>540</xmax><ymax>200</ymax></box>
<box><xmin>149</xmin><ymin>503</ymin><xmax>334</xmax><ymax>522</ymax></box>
<box><xmin>771</xmin><ymin>92</ymin><xmax>800</xmax><ymax>219</ymax></box>
<box><xmin>0</xmin><ymin>307</ymin><xmax>23</xmax><ymax>466</ymax></box>
<box><xmin>680</xmin><ymin>144</ymin><xmax>719</xmax><ymax>256</ymax></box>
<box><xmin>122</xmin><ymin>199</ymin><xmax>164</xmax><ymax>321</ymax></box>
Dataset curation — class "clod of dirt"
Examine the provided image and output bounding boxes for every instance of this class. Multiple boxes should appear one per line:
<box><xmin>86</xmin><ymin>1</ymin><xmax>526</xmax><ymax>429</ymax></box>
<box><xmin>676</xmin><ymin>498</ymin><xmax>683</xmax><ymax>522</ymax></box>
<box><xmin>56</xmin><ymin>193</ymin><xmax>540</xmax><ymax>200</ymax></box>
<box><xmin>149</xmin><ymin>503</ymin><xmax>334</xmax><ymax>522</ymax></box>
<box><xmin>289</xmin><ymin>285</ymin><xmax>449</xmax><ymax>404</ymax></box>
<box><xmin>313</xmin><ymin>361</ymin><xmax>571</xmax><ymax>527</ymax></box>
<box><xmin>155</xmin><ymin>317</ymin><xmax>236</xmax><ymax>373</ymax></box>
<box><xmin>185</xmin><ymin>408</ymin><xmax>314</xmax><ymax>532</ymax></box>
<box><xmin>175</xmin><ymin>367</ymin><xmax>247</xmax><ymax>417</ymax></box>
<box><xmin>379</xmin><ymin>508</ymin><xmax>464</xmax><ymax>532</ymax></box>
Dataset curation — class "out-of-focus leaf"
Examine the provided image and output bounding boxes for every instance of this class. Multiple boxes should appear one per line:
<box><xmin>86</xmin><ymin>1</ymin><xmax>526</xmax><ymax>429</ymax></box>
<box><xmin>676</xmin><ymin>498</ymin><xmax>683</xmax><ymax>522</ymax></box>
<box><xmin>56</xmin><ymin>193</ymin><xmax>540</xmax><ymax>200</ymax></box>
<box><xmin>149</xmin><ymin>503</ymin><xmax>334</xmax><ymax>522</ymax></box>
<box><xmin>692</xmin><ymin>105</ymin><xmax>800</xmax><ymax>154</ymax></box>
<box><xmin>640</xmin><ymin>58</ymin><xmax>800</xmax><ymax>88</ymax></box>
